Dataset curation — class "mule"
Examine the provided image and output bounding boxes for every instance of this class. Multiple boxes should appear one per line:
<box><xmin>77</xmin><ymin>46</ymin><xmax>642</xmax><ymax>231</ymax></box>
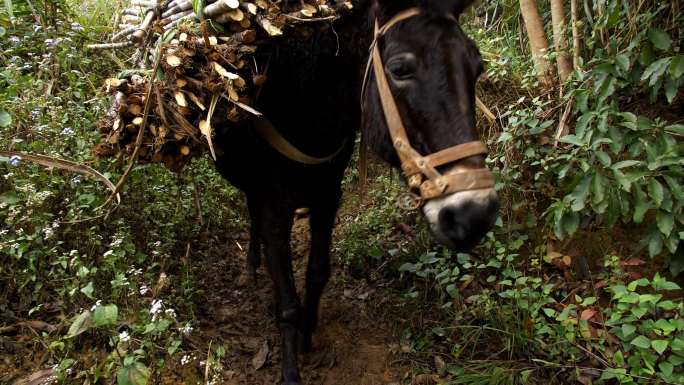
<box><xmin>214</xmin><ymin>0</ymin><xmax>499</xmax><ymax>383</ymax></box>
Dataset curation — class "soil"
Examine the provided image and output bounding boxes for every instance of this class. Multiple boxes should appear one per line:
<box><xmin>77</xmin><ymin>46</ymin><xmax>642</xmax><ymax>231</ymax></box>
<box><xmin>186</xmin><ymin>215</ymin><xmax>410</xmax><ymax>385</ymax></box>
<box><xmin>0</xmin><ymin>177</ymin><xmax>415</xmax><ymax>385</ymax></box>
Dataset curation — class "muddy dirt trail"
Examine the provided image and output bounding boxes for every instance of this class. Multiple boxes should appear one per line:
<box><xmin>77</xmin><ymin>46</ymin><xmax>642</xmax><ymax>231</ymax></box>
<box><xmin>191</xmin><ymin>216</ymin><xmax>409</xmax><ymax>385</ymax></box>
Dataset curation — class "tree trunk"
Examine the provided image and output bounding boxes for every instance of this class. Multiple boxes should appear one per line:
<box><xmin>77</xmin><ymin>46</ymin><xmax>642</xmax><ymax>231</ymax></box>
<box><xmin>519</xmin><ymin>0</ymin><xmax>553</xmax><ymax>86</ymax></box>
<box><xmin>550</xmin><ymin>0</ymin><xmax>573</xmax><ymax>82</ymax></box>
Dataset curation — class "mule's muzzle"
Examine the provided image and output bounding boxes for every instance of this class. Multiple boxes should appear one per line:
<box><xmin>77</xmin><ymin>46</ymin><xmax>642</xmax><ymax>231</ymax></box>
<box><xmin>423</xmin><ymin>188</ymin><xmax>499</xmax><ymax>251</ymax></box>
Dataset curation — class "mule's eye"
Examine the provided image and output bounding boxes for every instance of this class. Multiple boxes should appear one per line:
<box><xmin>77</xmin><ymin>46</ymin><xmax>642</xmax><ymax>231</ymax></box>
<box><xmin>386</xmin><ymin>53</ymin><xmax>417</xmax><ymax>81</ymax></box>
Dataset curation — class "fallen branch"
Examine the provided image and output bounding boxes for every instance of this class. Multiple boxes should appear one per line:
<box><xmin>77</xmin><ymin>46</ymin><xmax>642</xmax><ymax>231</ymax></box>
<box><xmin>554</xmin><ymin>97</ymin><xmax>575</xmax><ymax>146</ymax></box>
<box><xmin>475</xmin><ymin>96</ymin><xmax>497</xmax><ymax>124</ymax></box>
<box><xmin>0</xmin><ymin>151</ymin><xmax>121</xmax><ymax>204</ymax></box>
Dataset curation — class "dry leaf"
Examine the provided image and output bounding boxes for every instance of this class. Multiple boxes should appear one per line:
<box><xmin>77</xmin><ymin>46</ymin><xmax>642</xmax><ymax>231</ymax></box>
<box><xmin>251</xmin><ymin>341</ymin><xmax>269</xmax><ymax>370</ymax></box>
<box><xmin>580</xmin><ymin>308</ymin><xmax>597</xmax><ymax>321</ymax></box>
<box><xmin>11</xmin><ymin>368</ymin><xmax>56</xmax><ymax>385</ymax></box>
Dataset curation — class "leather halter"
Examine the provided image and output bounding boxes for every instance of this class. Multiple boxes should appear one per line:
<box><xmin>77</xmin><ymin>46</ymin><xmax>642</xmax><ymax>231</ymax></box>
<box><xmin>363</xmin><ymin>8</ymin><xmax>495</xmax><ymax>204</ymax></box>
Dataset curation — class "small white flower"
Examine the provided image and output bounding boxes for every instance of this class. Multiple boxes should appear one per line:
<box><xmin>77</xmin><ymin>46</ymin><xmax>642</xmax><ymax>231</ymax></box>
<box><xmin>179</xmin><ymin>324</ymin><xmax>193</xmax><ymax>335</ymax></box>
<box><xmin>103</xmin><ymin>250</ymin><xmax>114</xmax><ymax>258</ymax></box>
<box><xmin>9</xmin><ymin>156</ymin><xmax>21</xmax><ymax>167</ymax></box>
<box><xmin>43</xmin><ymin>227</ymin><xmax>54</xmax><ymax>240</ymax></box>
<box><xmin>90</xmin><ymin>300</ymin><xmax>102</xmax><ymax>311</ymax></box>
<box><xmin>71</xmin><ymin>22</ymin><xmax>84</xmax><ymax>31</ymax></box>
<box><xmin>139</xmin><ymin>285</ymin><xmax>150</xmax><ymax>295</ymax></box>
<box><xmin>150</xmin><ymin>299</ymin><xmax>163</xmax><ymax>319</ymax></box>
<box><xmin>0</xmin><ymin>229</ymin><xmax>8</xmax><ymax>236</ymax></box>
<box><xmin>165</xmin><ymin>308</ymin><xmax>176</xmax><ymax>318</ymax></box>
<box><xmin>110</xmin><ymin>238</ymin><xmax>123</xmax><ymax>248</ymax></box>
<box><xmin>119</xmin><ymin>330</ymin><xmax>131</xmax><ymax>342</ymax></box>
<box><xmin>61</xmin><ymin>127</ymin><xmax>74</xmax><ymax>135</ymax></box>
<box><xmin>153</xmin><ymin>241</ymin><xmax>162</xmax><ymax>247</ymax></box>
<box><xmin>180</xmin><ymin>355</ymin><xmax>191</xmax><ymax>365</ymax></box>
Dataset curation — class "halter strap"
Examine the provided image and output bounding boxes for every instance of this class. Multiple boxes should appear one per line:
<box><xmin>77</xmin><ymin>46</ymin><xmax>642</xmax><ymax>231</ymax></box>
<box><xmin>364</xmin><ymin>7</ymin><xmax>495</xmax><ymax>205</ymax></box>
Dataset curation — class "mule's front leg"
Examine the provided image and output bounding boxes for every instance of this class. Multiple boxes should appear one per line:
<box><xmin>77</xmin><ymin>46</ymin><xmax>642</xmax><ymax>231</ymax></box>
<box><xmin>300</xmin><ymin>193</ymin><xmax>339</xmax><ymax>352</ymax></box>
<box><xmin>246</xmin><ymin>195</ymin><xmax>262</xmax><ymax>277</ymax></box>
<box><xmin>260</xmin><ymin>205</ymin><xmax>302</xmax><ymax>385</ymax></box>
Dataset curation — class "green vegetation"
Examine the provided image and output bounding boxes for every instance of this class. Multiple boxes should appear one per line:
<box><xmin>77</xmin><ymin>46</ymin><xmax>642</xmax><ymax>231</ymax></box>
<box><xmin>1</xmin><ymin>0</ymin><xmax>683</xmax><ymax>385</ymax></box>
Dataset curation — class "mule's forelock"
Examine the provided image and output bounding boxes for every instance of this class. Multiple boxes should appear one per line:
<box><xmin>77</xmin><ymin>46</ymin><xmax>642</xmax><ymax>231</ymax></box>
<box><xmin>417</xmin><ymin>0</ymin><xmax>475</xmax><ymax>16</ymax></box>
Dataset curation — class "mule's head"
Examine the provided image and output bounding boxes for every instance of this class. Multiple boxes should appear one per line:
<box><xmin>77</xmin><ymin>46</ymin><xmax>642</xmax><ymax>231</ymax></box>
<box><xmin>362</xmin><ymin>0</ymin><xmax>499</xmax><ymax>251</ymax></box>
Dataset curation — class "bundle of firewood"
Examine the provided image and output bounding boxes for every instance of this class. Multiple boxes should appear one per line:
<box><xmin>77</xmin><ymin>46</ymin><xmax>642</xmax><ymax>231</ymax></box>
<box><xmin>92</xmin><ymin>0</ymin><xmax>353</xmax><ymax>171</ymax></box>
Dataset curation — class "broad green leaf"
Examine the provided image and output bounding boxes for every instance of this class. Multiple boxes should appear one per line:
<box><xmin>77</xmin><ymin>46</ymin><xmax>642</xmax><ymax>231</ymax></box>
<box><xmin>641</xmin><ymin>58</ymin><xmax>671</xmax><ymax>86</ymax></box>
<box><xmin>649</xmin><ymin>232</ymin><xmax>663</xmax><ymax>257</ymax></box>
<box><xmin>561</xmin><ymin>211</ymin><xmax>579</xmax><ymax>236</ymax></box>
<box><xmin>592</xmin><ymin>172</ymin><xmax>606</xmax><ymax>205</ymax></box>
<box><xmin>665</xmin><ymin>124</ymin><xmax>684</xmax><ymax>136</ymax></box>
<box><xmin>117</xmin><ymin>362</ymin><xmax>150</xmax><ymax>385</ymax></box>
<box><xmin>0</xmin><ymin>109</ymin><xmax>11</xmax><ymax>128</ymax></box>
<box><xmin>648</xmin><ymin>29</ymin><xmax>672</xmax><ymax>50</ymax></box>
<box><xmin>0</xmin><ymin>27</ymin><xmax>5</xmax><ymax>38</ymax></box>
<box><xmin>664</xmin><ymin>76</ymin><xmax>678</xmax><ymax>104</ymax></box>
<box><xmin>648</xmin><ymin>179</ymin><xmax>664</xmax><ymax>206</ymax></box>
<box><xmin>0</xmin><ymin>191</ymin><xmax>19</xmax><ymax>204</ymax></box>
<box><xmin>670</xmin><ymin>55</ymin><xmax>684</xmax><ymax>78</ymax></box>
<box><xmin>615</xmin><ymin>54</ymin><xmax>631</xmax><ymax>73</ymax></box>
<box><xmin>622</xmin><ymin>323</ymin><xmax>637</xmax><ymax>337</ymax></box>
<box><xmin>559</xmin><ymin>134</ymin><xmax>585</xmax><ymax>147</ymax></box>
<box><xmin>93</xmin><ymin>304</ymin><xmax>118</xmax><ymax>327</ymax></box>
<box><xmin>571</xmin><ymin>176</ymin><xmax>592</xmax><ymax>211</ymax></box>
<box><xmin>628</xmin><ymin>278</ymin><xmax>650</xmax><ymax>291</ymax></box>
<box><xmin>613</xmin><ymin>160</ymin><xmax>642</xmax><ymax>170</ymax></box>
<box><xmin>67</xmin><ymin>311</ymin><xmax>92</xmax><ymax>338</ymax></box>
<box><xmin>659</xmin><ymin>361</ymin><xmax>674</xmax><ymax>377</ymax></box>
<box><xmin>595</xmin><ymin>151</ymin><xmax>611</xmax><ymax>167</ymax></box>
<box><xmin>633</xmin><ymin>199</ymin><xmax>650</xmax><ymax>224</ymax></box>
<box><xmin>651</xmin><ymin>339</ymin><xmax>669</xmax><ymax>355</ymax></box>
<box><xmin>631</xmin><ymin>335</ymin><xmax>651</xmax><ymax>349</ymax></box>
<box><xmin>80</xmin><ymin>282</ymin><xmax>94</xmax><ymax>298</ymax></box>
<box><xmin>656</xmin><ymin>211</ymin><xmax>674</xmax><ymax>237</ymax></box>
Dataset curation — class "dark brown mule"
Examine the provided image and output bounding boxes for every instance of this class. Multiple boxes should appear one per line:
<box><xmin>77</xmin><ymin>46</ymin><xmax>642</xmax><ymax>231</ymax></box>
<box><xmin>214</xmin><ymin>1</ymin><xmax>498</xmax><ymax>383</ymax></box>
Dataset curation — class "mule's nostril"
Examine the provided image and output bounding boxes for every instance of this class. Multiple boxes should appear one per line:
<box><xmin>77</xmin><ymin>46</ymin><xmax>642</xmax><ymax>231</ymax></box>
<box><xmin>438</xmin><ymin>206</ymin><xmax>469</xmax><ymax>242</ymax></box>
<box><xmin>436</xmin><ymin>199</ymin><xmax>498</xmax><ymax>251</ymax></box>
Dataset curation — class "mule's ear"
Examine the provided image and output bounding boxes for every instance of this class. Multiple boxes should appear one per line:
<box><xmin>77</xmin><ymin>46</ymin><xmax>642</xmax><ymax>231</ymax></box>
<box><xmin>418</xmin><ymin>0</ymin><xmax>476</xmax><ymax>16</ymax></box>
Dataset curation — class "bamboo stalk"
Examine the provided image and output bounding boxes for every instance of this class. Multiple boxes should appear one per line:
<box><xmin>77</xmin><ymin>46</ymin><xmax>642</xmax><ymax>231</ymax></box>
<box><xmin>123</xmin><ymin>8</ymin><xmax>144</xmax><ymax>16</ymax></box>
<box><xmin>113</xmin><ymin>25</ymin><xmax>138</xmax><ymax>41</ymax></box>
<box><xmin>131</xmin><ymin>9</ymin><xmax>158</xmax><ymax>43</ymax></box>
<box><xmin>161</xmin><ymin>9</ymin><xmax>193</xmax><ymax>25</ymax></box>
<box><xmin>123</xmin><ymin>14</ymin><xmax>143</xmax><ymax>24</ymax></box>
<box><xmin>88</xmin><ymin>41</ymin><xmax>135</xmax><ymax>50</ymax></box>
